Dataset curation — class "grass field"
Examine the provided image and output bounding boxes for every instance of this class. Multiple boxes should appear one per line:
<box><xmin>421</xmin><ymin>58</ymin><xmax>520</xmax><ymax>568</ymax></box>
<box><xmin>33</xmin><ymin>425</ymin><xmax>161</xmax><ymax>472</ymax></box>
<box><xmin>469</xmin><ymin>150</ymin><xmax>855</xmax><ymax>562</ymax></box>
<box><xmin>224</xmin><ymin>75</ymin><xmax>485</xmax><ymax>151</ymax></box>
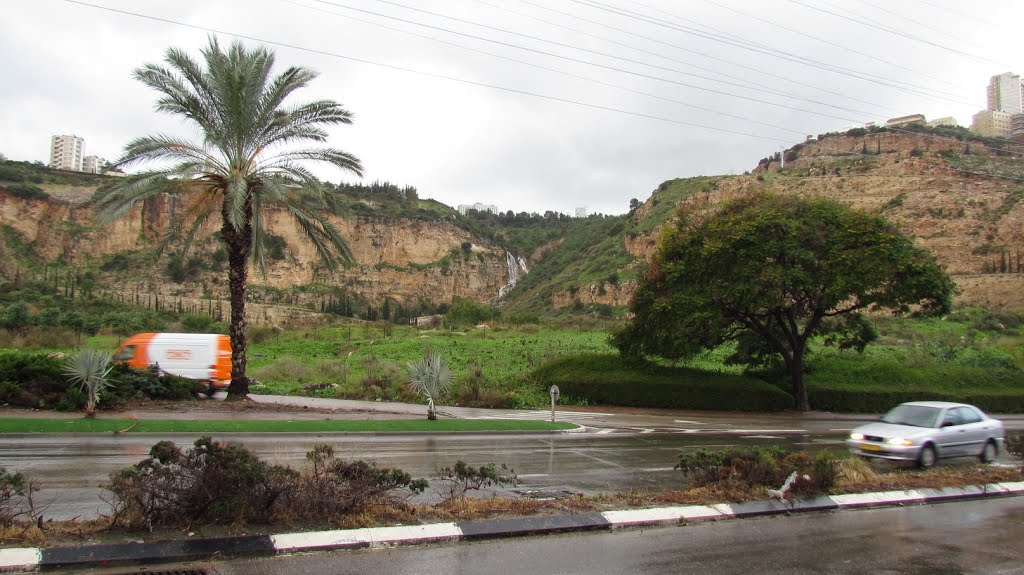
<box><xmin>50</xmin><ymin>307</ymin><xmax>1024</xmax><ymax>413</ymax></box>
<box><xmin>0</xmin><ymin>418</ymin><xmax>577</xmax><ymax>433</ymax></box>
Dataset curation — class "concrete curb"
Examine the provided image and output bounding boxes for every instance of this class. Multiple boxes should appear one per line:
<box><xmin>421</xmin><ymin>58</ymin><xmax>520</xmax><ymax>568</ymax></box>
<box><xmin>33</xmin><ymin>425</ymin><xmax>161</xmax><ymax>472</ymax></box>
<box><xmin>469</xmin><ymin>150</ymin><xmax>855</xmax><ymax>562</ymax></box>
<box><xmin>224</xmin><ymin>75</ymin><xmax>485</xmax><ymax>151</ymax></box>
<box><xmin>2</xmin><ymin>481</ymin><xmax>1021</xmax><ymax>572</ymax></box>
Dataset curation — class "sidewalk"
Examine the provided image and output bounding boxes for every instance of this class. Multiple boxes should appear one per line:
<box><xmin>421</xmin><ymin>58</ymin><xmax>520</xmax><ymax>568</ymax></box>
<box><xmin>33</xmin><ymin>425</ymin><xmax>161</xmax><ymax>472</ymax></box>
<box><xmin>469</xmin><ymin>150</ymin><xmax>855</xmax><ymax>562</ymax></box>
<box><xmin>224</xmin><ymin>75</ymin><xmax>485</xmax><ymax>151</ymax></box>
<box><xmin>3</xmin><ymin>482</ymin><xmax>1021</xmax><ymax>572</ymax></box>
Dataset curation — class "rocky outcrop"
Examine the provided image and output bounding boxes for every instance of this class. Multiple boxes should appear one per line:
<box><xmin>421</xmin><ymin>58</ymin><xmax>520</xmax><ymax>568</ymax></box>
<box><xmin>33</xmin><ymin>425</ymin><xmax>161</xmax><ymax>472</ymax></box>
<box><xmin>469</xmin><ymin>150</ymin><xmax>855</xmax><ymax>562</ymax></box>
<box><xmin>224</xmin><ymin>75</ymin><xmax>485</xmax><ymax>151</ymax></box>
<box><xmin>626</xmin><ymin>131</ymin><xmax>1024</xmax><ymax>309</ymax></box>
<box><xmin>0</xmin><ymin>189</ymin><xmax>510</xmax><ymax>309</ymax></box>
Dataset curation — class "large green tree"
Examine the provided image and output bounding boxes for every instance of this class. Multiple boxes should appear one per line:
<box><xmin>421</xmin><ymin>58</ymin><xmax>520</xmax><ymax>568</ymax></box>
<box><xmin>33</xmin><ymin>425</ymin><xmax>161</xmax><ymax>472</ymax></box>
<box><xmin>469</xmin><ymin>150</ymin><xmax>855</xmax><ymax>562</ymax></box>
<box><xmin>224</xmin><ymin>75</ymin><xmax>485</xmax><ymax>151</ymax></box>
<box><xmin>613</xmin><ymin>194</ymin><xmax>955</xmax><ymax>411</ymax></box>
<box><xmin>94</xmin><ymin>38</ymin><xmax>363</xmax><ymax>399</ymax></box>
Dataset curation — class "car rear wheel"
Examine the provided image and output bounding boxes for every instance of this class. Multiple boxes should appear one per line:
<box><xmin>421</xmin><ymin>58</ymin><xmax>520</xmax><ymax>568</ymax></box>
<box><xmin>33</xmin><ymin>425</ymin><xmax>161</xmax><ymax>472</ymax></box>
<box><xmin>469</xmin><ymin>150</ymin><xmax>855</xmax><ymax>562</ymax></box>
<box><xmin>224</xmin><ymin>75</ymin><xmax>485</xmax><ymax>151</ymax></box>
<box><xmin>917</xmin><ymin>444</ymin><xmax>937</xmax><ymax>469</ymax></box>
<box><xmin>980</xmin><ymin>440</ymin><xmax>998</xmax><ymax>464</ymax></box>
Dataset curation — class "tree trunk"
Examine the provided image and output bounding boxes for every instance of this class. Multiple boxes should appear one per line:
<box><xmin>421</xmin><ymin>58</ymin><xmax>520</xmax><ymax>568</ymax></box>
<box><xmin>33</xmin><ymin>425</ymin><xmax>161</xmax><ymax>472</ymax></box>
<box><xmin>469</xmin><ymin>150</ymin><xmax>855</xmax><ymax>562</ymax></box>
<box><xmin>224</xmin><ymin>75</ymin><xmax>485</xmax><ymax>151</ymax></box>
<box><xmin>427</xmin><ymin>397</ymin><xmax>436</xmax><ymax>420</ymax></box>
<box><xmin>223</xmin><ymin>195</ymin><xmax>253</xmax><ymax>401</ymax></box>
<box><xmin>790</xmin><ymin>346</ymin><xmax>810</xmax><ymax>412</ymax></box>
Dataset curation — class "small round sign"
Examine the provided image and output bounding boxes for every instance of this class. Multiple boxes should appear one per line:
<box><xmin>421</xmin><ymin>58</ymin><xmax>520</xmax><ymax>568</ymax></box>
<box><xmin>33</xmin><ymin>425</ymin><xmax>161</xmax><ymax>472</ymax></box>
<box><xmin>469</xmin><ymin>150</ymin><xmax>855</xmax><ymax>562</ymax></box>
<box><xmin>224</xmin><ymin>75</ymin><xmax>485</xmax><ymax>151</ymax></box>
<box><xmin>549</xmin><ymin>385</ymin><xmax>560</xmax><ymax>401</ymax></box>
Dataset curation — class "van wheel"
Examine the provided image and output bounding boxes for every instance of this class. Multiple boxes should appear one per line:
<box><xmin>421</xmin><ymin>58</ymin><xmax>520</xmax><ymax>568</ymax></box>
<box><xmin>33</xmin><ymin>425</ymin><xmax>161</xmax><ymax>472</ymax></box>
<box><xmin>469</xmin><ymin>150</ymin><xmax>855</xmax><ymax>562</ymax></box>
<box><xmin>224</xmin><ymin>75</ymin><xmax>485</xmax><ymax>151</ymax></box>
<box><xmin>980</xmin><ymin>440</ymin><xmax>998</xmax><ymax>464</ymax></box>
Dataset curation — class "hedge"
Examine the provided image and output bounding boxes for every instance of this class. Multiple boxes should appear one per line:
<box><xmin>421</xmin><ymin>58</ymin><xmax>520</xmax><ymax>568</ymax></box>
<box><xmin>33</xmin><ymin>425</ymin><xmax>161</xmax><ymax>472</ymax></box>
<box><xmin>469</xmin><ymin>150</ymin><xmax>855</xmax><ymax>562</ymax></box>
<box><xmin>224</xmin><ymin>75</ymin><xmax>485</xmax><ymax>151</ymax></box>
<box><xmin>805</xmin><ymin>356</ymin><xmax>1024</xmax><ymax>413</ymax></box>
<box><xmin>0</xmin><ymin>349</ymin><xmax>198</xmax><ymax>410</ymax></box>
<box><xmin>531</xmin><ymin>354</ymin><xmax>793</xmax><ymax>411</ymax></box>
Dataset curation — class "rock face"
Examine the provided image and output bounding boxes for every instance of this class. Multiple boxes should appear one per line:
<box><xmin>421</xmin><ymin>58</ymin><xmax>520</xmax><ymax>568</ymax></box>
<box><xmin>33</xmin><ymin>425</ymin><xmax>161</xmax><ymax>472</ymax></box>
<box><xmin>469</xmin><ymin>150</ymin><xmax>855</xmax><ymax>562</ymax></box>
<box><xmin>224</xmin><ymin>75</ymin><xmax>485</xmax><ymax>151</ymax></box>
<box><xmin>618</xmin><ymin>131</ymin><xmax>1024</xmax><ymax>309</ymax></box>
<box><xmin>0</xmin><ymin>189</ymin><xmax>511</xmax><ymax>311</ymax></box>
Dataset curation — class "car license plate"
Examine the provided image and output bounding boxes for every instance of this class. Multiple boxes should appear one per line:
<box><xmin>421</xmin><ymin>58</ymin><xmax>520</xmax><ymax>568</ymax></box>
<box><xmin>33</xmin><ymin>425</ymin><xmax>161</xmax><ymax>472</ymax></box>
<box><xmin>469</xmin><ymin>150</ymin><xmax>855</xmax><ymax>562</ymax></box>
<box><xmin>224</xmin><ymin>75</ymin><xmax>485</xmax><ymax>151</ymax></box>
<box><xmin>860</xmin><ymin>444</ymin><xmax>882</xmax><ymax>452</ymax></box>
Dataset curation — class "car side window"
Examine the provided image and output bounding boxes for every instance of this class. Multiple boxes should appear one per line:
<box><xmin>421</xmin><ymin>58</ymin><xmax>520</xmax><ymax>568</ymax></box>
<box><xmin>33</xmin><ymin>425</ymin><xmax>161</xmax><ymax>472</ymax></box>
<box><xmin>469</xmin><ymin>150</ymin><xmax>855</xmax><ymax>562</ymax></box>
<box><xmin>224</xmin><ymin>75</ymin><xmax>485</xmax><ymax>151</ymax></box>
<box><xmin>957</xmin><ymin>407</ymin><xmax>982</xmax><ymax>424</ymax></box>
<box><xmin>941</xmin><ymin>409</ymin><xmax>962</xmax><ymax>427</ymax></box>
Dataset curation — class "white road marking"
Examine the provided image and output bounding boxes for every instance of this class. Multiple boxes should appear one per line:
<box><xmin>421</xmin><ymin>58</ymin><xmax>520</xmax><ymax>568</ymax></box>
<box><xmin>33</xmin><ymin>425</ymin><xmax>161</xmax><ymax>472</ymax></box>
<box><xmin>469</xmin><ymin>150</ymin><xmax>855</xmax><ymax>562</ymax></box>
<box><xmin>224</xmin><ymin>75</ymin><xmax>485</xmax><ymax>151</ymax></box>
<box><xmin>596</xmin><ymin>429</ymin><xmax>614</xmax><ymax>435</ymax></box>
<box><xmin>517</xmin><ymin>473</ymin><xmax>550</xmax><ymax>478</ymax></box>
<box><xmin>829</xmin><ymin>428</ymin><xmax>854</xmax><ymax>432</ymax></box>
<box><xmin>674</xmin><ymin>420</ymin><xmax>706</xmax><ymax>424</ymax></box>
<box><xmin>641</xmin><ymin>467</ymin><xmax>675</xmax><ymax>472</ymax></box>
<box><xmin>742</xmin><ymin>435</ymin><xmax>783</xmax><ymax>439</ymax></box>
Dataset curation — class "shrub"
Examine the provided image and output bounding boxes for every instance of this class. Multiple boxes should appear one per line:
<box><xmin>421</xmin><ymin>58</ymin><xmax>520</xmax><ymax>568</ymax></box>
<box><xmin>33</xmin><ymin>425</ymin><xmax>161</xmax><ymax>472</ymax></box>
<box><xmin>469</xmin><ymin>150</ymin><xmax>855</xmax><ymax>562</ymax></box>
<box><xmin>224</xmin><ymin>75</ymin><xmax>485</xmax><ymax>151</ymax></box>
<box><xmin>0</xmin><ymin>465</ymin><xmax>39</xmax><ymax>526</ymax></box>
<box><xmin>3</xmin><ymin>184</ymin><xmax>48</xmax><ymax>200</ymax></box>
<box><xmin>531</xmin><ymin>354</ymin><xmax>793</xmax><ymax>411</ymax></box>
<box><xmin>293</xmin><ymin>445</ymin><xmax>427</xmax><ymax>517</ymax></box>
<box><xmin>180</xmin><ymin>314</ymin><xmax>219</xmax><ymax>333</ymax></box>
<box><xmin>106</xmin><ymin>363</ymin><xmax>198</xmax><ymax>402</ymax></box>
<box><xmin>1007</xmin><ymin>432</ymin><xmax>1023</xmax><ymax>469</ymax></box>
<box><xmin>0</xmin><ymin>350</ymin><xmax>69</xmax><ymax>408</ymax></box>
<box><xmin>435</xmin><ymin>461</ymin><xmax>518</xmax><ymax>502</ymax></box>
<box><xmin>107</xmin><ymin>437</ymin><xmax>299</xmax><ymax>529</ymax></box>
<box><xmin>675</xmin><ymin>446</ymin><xmax>841</xmax><ymax>495</ymax></box>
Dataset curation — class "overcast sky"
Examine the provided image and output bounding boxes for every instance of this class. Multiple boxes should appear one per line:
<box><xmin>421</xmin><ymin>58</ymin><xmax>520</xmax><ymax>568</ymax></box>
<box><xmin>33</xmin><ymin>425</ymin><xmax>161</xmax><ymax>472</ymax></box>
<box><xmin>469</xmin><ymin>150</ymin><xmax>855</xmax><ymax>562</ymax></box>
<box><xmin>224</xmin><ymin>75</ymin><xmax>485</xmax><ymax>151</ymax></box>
<box><xmin>2</xmin><ymin>0</ymin><xmax>1022</xmax><ymax>215</ymax></box>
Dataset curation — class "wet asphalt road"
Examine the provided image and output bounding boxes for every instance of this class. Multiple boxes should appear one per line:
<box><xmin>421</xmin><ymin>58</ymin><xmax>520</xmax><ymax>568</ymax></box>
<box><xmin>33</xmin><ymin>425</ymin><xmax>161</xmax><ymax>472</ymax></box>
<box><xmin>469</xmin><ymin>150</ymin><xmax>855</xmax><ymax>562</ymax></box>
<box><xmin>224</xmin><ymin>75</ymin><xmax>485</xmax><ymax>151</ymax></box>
<box><xmin>2</xmin><ymin>396</ymin><xmax>1021</xmax><ymax>520</ymax></box>
<box><xmin>0</xmin><ymin>431</ymin><xmax>846</xmax><ymax>520</ymax></box>
<box><xmin>71</xmin><ymin>497</ymin><xmax>1024</xmax><ymax>575</ymax></box>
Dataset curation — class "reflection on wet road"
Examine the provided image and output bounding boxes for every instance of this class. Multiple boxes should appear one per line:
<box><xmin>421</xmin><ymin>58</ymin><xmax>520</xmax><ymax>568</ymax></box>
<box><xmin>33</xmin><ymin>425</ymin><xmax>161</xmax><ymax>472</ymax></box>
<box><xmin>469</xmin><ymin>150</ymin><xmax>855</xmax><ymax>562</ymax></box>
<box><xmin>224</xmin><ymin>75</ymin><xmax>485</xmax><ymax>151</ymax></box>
<box><xmin>1</xmin><ymin>431</ymin><xmax>846</xmax><ymax>520</ymax></box>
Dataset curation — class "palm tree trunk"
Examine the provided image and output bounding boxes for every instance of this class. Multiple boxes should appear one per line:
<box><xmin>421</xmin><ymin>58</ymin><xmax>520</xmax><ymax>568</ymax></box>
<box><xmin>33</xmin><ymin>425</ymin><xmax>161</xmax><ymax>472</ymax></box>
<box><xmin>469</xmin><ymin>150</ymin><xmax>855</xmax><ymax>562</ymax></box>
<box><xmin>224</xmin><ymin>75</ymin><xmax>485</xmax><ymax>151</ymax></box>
<box><xmin>223</xmin><ymin>195</ymin><xmax>254</xmax><ymax>401</ymax></box>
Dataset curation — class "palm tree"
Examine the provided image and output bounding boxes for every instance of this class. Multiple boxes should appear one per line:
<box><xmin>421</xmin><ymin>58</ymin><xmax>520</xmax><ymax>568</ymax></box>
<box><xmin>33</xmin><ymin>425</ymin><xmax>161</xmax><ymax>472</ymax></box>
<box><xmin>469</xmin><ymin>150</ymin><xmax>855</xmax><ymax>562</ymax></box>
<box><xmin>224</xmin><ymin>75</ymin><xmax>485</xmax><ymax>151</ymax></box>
<box><xmin>64</xmin><ymin>349</ymin><xmax>113</xmax><ymax>418</ymax></box>
<box><xmin>407</xmin><ymin>353</ymin><xmax>454</xmax><ymax>420</ymax></box>
<box><xmin>94</xmin><ymin>38</ymin><xmax>363</xmax><ymax>399</ymax></box>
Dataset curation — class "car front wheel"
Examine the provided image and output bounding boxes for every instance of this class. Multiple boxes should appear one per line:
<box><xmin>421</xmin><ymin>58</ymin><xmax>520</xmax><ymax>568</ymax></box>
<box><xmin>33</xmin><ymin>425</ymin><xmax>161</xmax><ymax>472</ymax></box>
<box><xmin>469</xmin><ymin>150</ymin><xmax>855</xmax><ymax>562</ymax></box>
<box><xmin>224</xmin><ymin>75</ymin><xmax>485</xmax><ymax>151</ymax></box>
<box><xmin>917</xmin><ymin>444</ymin><xmax>937</xmax><ymax>469</ymax></box>
<box><xmin>980</xmin><ymin>440</ymin><xmax>998</xmax><ymax>464</ymax></box>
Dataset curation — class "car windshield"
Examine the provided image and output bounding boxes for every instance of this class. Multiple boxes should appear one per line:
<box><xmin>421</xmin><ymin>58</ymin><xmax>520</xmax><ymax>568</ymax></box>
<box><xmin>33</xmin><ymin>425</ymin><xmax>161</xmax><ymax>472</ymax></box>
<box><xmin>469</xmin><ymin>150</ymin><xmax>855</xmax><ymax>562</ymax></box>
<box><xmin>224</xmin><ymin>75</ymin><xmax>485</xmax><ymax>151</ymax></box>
<box><xmin>880</xmin><ymin>405</ymin><xmax>941</xmax><ymax>428</ymax></box>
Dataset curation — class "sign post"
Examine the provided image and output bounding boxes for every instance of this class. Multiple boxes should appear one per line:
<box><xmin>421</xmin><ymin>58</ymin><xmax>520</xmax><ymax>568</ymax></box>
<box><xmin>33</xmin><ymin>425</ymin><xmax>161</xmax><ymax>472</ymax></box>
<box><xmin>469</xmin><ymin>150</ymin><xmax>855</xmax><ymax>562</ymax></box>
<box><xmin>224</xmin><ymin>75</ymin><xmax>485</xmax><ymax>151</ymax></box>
<box><xmin>549</xmin><ymin>385</ymin><xmax>560</xmax><ymax>423</ymax></box>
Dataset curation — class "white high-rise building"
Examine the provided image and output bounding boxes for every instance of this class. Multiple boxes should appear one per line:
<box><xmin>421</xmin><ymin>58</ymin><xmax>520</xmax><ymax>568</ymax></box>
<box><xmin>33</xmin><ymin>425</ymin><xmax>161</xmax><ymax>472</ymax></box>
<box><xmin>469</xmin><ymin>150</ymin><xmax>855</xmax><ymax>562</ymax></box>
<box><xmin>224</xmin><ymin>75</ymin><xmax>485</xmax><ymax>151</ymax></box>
<box><xmin>50</xmin><ymin>134</ymin><xmax>84</xmax><ymax>171</ymax></box>
<box><xmin>83</xmin><ymin>155</ymin><xmax>107</xmax><ymax>174</ymax></box>
<box><xmin>987</xmin><ymin>72</ymin><xmax>1024</xmax><ymax>113</ymax></box>
<box><xmin>457</xmin><ymin>202</ymin><xmax>498</xmax><ymax>215</ymax></box>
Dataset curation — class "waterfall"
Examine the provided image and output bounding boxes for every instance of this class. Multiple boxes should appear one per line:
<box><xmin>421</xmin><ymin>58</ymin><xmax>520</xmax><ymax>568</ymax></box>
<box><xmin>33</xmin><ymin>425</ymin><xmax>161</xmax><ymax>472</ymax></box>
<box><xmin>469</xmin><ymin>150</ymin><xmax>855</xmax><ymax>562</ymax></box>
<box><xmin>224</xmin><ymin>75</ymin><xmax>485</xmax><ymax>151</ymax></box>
<box><xmin>499</xmin><ymin>250</ymin><xmax>527</xmax><ymax>298</ymax></box>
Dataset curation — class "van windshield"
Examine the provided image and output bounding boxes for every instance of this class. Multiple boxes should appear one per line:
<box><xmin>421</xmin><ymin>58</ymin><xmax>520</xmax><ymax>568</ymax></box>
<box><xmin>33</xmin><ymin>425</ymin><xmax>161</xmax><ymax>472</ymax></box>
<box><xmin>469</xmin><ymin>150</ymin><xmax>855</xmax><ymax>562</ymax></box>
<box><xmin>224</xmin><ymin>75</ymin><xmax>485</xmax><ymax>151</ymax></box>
<box><xmin>112</xmin><ymin>345</ymin><xmax>135</xmax><ymax>362</ymax></box>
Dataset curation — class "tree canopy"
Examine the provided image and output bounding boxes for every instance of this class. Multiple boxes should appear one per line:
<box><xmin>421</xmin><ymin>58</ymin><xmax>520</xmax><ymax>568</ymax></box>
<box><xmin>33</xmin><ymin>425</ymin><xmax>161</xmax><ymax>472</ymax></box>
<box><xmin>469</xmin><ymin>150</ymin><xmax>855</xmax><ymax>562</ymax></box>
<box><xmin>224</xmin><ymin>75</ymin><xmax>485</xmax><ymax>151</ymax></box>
<box><xmin>613</xmin><ymin>194</ymin><xmax>955</xmax><ymax>411</ymax></box>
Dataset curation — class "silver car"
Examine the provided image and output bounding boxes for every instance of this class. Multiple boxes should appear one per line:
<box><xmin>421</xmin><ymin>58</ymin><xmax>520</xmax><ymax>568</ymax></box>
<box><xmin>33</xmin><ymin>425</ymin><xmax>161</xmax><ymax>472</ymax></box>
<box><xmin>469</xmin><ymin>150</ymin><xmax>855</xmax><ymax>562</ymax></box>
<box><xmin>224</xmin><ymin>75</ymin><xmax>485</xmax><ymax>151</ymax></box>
<box><xmin>846</xmin><ymin>401</ymin><xmax>1004</xmax><ymax>468</ymax></box>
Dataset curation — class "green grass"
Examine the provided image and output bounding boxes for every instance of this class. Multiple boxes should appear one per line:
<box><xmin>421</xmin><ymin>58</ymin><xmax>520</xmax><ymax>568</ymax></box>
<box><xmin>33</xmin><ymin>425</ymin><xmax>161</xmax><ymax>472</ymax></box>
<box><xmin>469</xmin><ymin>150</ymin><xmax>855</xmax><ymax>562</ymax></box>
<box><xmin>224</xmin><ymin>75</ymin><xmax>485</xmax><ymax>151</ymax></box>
<box><xmin>244</xmin><ymin>325</ymin><xmax>614</xmax><ymax>409</ymax></box>
<box><xmin>532</xmin><ymin>353</ymin><xmax>794</xmax><ymax>411</ymax></box>
<box><xmin>0</xmin><ymin>418</ymin><xmax>577</xmax><ymax>434</ymax></box>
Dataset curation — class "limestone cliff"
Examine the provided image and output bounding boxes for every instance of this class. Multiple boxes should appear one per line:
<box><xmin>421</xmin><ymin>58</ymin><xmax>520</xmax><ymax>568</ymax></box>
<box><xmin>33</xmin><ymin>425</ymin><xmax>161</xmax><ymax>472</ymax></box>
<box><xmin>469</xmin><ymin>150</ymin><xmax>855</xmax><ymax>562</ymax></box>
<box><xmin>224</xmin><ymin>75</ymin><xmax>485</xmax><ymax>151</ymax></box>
<box><xmin>603</xmin><ymin>130</ymin><xmax>1024</xmax><ymax>310</ymax></box>
<box><xmin>0</xmin><ymin>187</ymin><xmax>511</xmax><ymax>312</ymax></box>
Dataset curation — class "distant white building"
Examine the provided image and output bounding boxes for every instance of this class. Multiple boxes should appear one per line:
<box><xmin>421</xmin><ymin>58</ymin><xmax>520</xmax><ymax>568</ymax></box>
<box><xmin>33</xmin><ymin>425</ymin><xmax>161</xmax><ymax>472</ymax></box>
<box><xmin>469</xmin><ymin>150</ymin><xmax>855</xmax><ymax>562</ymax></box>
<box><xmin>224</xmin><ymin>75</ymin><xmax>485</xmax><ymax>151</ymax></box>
<box><xmin>987</xmin><ymin>72</ymin><xmax>1023</xmax><ymax>113</ymax></box>
<box><xmin>50</xmin><ymin>134</ymin><xmax>84</xmax><ymax>171</ymax></box>
<box><xmin>575</xmin><ymin>207</ymin><xmax>587</xmax><ymax>218</ymax></box>
<box><xmin>83</xmin><ymin>155</ymin><xmax>106</xmax><ymax>174</ymax></box>
<box><xmin>885</xmin><ymin>114</ymin><xmax>926</xmax><ymax>127</ymax></box>
<box><xmin>457</xmin><ymin>202</ymin><xmax>498</xmax><ymax>215</ymax></box>
<box><xmin>926</xmin><ymin>117</ymin><xmax>958</xmax><ymax>128</ymax></box>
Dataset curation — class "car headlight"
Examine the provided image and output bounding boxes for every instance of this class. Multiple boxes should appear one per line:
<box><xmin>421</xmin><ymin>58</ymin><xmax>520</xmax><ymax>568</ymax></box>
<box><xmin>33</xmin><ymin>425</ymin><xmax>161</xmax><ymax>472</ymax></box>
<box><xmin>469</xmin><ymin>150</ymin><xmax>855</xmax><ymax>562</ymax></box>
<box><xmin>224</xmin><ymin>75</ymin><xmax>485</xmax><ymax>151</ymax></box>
<box><xmin>885</xmin><ymin>438</ymin><xmax>913</xmax><ymax>446</ymax></box>
<box><xmin>849</xmin><ymin>433</ymin><xmax>864</xmax><ymax>440</ymax></box>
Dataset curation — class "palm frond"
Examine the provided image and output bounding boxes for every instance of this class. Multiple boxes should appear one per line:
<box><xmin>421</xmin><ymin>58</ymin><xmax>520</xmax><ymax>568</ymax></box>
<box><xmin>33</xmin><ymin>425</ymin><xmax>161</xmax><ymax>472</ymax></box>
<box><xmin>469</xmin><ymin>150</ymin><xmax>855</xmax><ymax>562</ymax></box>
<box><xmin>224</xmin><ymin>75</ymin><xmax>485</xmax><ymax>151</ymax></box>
<box><xmin>92</xmin><ymin>173</ymin><xmax>175</xmax><ymax>224</ymax></box>
<box><xmin>407</xmin><ymin>353</ymin><xmax>454</xmax><ymax>402</ymax></box>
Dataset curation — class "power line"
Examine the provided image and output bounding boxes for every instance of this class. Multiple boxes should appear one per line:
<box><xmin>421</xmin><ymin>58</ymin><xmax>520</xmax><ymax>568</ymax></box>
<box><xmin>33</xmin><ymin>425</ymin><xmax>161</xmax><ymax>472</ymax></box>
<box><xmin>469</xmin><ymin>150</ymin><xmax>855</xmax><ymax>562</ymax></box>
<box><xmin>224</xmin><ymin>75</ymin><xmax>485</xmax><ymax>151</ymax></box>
<box><xmin>784</xmin><ymin>0</ymin><xmax>998</xmax><ymax>65</ymax></box>
<box><xmin>851</xmin><ymin>0</ymin><xmax>988</xmax><ymax>53</ymax></box>
<box><xmin>286</xmin><ymin>0</ymin><xmax>809</xmax><ymax>136</ymax></box>
<box><xmin>691</xmin><ymin>0</ymin><xmax>967</xmax><ymax>97</ymax></box>
<box><xmin>473</xmin><ymin>0</ymin><xmax>893</xmax><ymax>116</ymax></box>
<box><xmin>514</xmin><ymin>0</ymin><xmax>902</xmax><ymax>115</ymax></box>
<box><xmin>59</xmin><ymin>0</ymin><xmax>793</xmax><ymax>144</ymax></box>
<box><xmin>565</xmin><ymin>0</ymin><xmax>973</xmax><ymax>105</ymax></box>
<box><xmin>311</xmin><ymin>0</ymin><xmax>866</xmax><ymax>123</ymax></box>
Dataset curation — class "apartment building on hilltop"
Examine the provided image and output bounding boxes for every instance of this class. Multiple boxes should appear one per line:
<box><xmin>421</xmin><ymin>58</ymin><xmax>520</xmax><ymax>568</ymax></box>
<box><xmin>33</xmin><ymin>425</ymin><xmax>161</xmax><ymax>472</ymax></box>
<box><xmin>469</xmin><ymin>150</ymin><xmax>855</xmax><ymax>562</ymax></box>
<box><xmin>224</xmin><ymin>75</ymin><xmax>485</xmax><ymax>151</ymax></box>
<box><xmin>49</xmin><ymin>134</ymin><xmax>84</xmax><ymax>171</ymax></box>
<box><xmin>987</xmin><ymin>72</ymin><xmax>1024</xmax><ymax>113</ymax></box>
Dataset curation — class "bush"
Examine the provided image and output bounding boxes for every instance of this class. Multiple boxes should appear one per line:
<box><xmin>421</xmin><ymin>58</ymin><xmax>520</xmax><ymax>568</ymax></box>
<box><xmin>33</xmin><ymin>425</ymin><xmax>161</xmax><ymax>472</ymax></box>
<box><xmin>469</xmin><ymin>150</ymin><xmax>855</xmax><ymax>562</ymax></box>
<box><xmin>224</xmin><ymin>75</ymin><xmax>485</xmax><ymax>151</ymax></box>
<box><xmin>674</xmin><ymin>446</ymin><xmax>841</xmax><ymax>495</ymax></box>
<box><xmin>0</xmin><ymin>350</ymin><xmax>69</xmax><ymax>408</ymax></box>
<box><xmin>3</xmin><ymin>184</ymin><xmax>48</xmax><ymax>200</ymax></box>
<box><xmin>0</xmin><ymin>465</ymin><xmax>39</xmax><ymax>526</ymax></box>
<box><xmin>108</xmin><ymin>437</ymin><xmax>298</xmax><ymax>528</ymax></box>
<box><xmin>107</xmin><ymin>440</ymin><xmax>427</xmax><ymax>529</ymax></box>
<box><xmin>805</xmin><ymin>356</ymin><xmax>1024</xmax><ymax>412</ymax></box>
<box><xmin>435</xmin><ymin>461</ymin><xmax>517</xmax><ymax>502</ymax></box>
<box><xmin>293</xmin><ymin>445</ymin><xmax>427</xmax><ymax>516</ymax></box>
<box><xmin>531</xmin><ymin>354</ymin><xmax>793</xmax><ymax>411</ymax></box>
